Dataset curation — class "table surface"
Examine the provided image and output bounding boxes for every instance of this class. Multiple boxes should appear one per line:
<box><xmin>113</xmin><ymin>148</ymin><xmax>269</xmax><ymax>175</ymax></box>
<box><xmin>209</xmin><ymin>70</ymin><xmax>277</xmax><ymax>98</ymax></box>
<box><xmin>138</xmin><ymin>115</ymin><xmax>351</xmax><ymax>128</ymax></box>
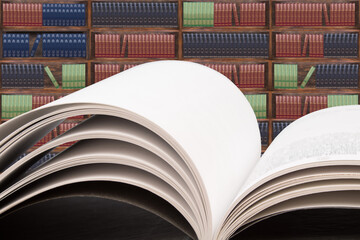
<box><xmin>1</xmin><ymin>196</ymin><xmax>360</xmax><ymax>240</ymax></box>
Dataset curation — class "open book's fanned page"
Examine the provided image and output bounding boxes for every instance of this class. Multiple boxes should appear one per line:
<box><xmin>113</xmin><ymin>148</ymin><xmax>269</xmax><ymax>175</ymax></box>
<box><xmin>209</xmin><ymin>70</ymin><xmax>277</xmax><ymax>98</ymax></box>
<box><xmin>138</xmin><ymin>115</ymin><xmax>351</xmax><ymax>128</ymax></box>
<box><xmin>0</xmin><ymin>61</ymin><xmax>261</xmax><ymax>240</ymax></box>
<box><xmin>216</xmin><ymin>106</ymin><xmax>360</xmax><ymax>239</ymax></box>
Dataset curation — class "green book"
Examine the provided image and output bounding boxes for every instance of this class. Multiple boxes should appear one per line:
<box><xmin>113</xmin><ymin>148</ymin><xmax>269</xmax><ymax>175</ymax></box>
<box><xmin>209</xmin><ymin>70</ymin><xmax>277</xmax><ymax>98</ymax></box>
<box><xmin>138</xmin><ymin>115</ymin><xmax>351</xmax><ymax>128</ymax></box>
<box><xmin>44</xmin><ymin>66</ymin><xmax>60</xmax><ymax>88</ymax></box>
<box><xmin>300</xmin><ymin>66</ymin><xmax>316</xmax><ymax>88</ymax></box>
<box><xmin>62</xmin><ymin>64</ymin><xmax>86</xmax><ymax>89</ymax></box>
<box><xmin>246</xmin><ymin>94</ymin><xmax>267</xmax><ymax>119</ymax></box>
<box><xmin>274</xmin><ymin>64</ymin><xmax>297</xmax><ymax>89</ymax></box>
<box><xmin>328</xmin><ymin>95</ymin><xmax>359</xmax><ymax>108</ymax></box>
<box><xmin>2</xmin><ymin>95</ymin><xmax>32</xmax><ymax>119</ymax></box>
<box><xmin>183</xmin><ymin>2</ymin><xmax>214</xmax><ymax>27</ymax></box>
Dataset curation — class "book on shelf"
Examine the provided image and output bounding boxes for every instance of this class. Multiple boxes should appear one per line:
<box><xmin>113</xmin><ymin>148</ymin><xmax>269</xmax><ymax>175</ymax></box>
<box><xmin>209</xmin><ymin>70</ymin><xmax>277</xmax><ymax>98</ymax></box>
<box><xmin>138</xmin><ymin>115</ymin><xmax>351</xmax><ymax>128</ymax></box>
<box><xmin>274</xmin><ymin>64</ymin><xmax>298</xmax><ymax>89</ymax></box>
<box><xmin>2</xmin><ymin>61</ymin><xmax>360</xmax><ymax>240</ymax></box>
<box><xmin>183</xmin><ymin>33</ymin><xmax>269</xmax><ymax>58</ymax></box>
<box><xmin>300</xmin><ymin>66</ymin><xmax>316</xmax><ymax>88</ymax></box>
<box><xmin>1</xmin><ymin>64</ymin><xmax>44</xmax><ymax>89</ymax></box>
<box><xmin>315</xmin><ymin>64</ymin><xmax>359</xmax><ymax>89</ymax></box>
<box><xmin>92</xmin><ymin>2</ymin><xmax>177</xmax><ymax>27</ymax></box>
<box><xmin>44</xmin><ymin>66</ymin><xmax>60</xmax><ymax>89</ymax></box>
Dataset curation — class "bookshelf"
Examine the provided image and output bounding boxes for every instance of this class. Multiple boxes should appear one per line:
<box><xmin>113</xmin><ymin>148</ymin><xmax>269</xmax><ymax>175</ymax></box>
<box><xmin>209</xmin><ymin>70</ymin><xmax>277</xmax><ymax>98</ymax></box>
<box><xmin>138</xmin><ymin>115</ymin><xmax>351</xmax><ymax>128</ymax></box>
<box><xmin>0</xmin><ymin>0</ymin><xmax>359</xmax><ymax>153</ymax></box>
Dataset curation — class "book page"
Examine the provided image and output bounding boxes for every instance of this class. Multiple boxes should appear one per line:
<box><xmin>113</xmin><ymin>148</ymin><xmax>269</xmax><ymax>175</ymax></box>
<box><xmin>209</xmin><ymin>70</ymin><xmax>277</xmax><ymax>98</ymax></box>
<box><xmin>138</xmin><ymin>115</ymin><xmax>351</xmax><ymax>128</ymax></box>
<box><xmin>242</xmin><ymin>106</ymin><xmax>360</xmax><ymax>196</ymax></box>
<box><xmin>0</xmin><ymin>61</ymin><xmax>261</xmax><ymax>238</ymax></box>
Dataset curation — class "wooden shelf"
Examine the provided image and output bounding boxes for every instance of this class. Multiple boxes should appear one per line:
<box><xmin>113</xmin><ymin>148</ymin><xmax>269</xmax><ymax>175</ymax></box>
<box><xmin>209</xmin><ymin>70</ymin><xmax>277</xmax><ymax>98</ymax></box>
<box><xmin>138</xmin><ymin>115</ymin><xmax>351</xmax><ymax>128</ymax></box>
<box><xmin>0</xmin><ymin>89</ymin><xmax>80</xmax><ymax>94</ymax></box>
<box><xmin>2</xmin><ymin>26</ymin><xmax>88</xmax><ymax>31</ymax></box>
<box><xmin>1</xmin><ymin>0</ymin><xmax>360</xmax><ymax>154</ymax></box>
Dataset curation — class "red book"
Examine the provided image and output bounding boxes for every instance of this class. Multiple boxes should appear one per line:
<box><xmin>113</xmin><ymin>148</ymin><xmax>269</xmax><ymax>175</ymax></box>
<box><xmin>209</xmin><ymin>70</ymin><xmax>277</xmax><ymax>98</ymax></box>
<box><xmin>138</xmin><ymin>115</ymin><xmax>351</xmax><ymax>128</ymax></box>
<box><xmin>319</xmin><ymin>34</ymin><xmax>324</xmax><ymax>57</ymax></box>
<box><xmin>289</xmin><ymin>3</ymin><xmax>294</xmax><ymax>26</ymax></box>
<box><xmin>302</xmin><ymin>34</ymin><xmax>309</xmax><ymax>57</ymax></box>
<box><xmin>152</xmin><ymin>34</ymin><xmax>157</xmax><ymax>58</ymax></box>
<box><xmin>95</xmin><ymin>34</ymin><xmax>99</xmax><ymax>57</ymax></box>
<box><xmin>351</xmin><ymin>3</ymin><xmax>355</xmax><ymax>26</ymax></box>
<box><xmin>293</xmin><ymin>3</ymin><xmax>298</xmax><ymax>26</ymax></box>
<box><xmin>277</xmin><ymin>34</ymin><xmax>282</xmax><ymax>57</ymax></box>
<box><xmin>303</xmin><ymin>96</ymin><xmax>309</xmax><ymax>115</ymax></box>
<box><xmin>261</xmin><ymin>3</ymin><xmax>266</xmax><ymax>26</ymax></box>
<box><xmin>260</xmin><ymin>64</ymin><xmax>265</xmax><ymax>88</ymax></box>
<box><xmin>276</xmin><ymin>96</ymin><xmax>280</xmax><ymax>118</ymax></box>
<box><xmin>129</xmin><ymin>34</ymin><xmax>134</xmax><ymax>58</ymax></box>
<box><xmin>94</xmin><ymin>64</ymin><xmax>99</xmax><ymax>83</ymax></box>
<box><xmin>170</xmin><ymin>34</ymin><xmax>175</xmax><ymax>58</ymax></box>
<box><xmin>232</xmin><ymin>65</ymin><xmax>239</xmax><ymax>86</ymax></box>
<box><xmin>297</xmin><ymin>96</ymin><xmax>301</xmax><ymax>117</ymax></box>
<box><xmin>214</xmin><ymin>3</ymin><xmax>219</xmax><ymax>27</ymax></box>
<box><xmin>244</xmin><ymin>3</ymin><xmax>249</xmax><ymax>26</ymax></box>
<box><xmin>115</xmin><ymin>34</ymin><xmax>121</xmax><ymax>58</ymax></box>
<box><xmin>323</xmin><ymin>4</ymin><xmax>329</xmax><ymax>26</ymax></box>
<box><xmin>227</xmin><ymin>3</ymin><xmax>232</xmax><ymax>26</ymax></box>
<box><xmin>285</xmin><ymin>34</ymin><xmax>289</xmax><ymax>57</ymax></box>
<box><xmin>233</xmin><ymin>3</ymin><xmax>239</xmax><ymax>26</ymax></box>
<box><xmin>121</xmin><ymin>35</ymin><xmax>128</xmax><ymax>58</ymax></box>
<box><xmin>308</xmin><ymin>34</ymin><xmax>313</xmax><ymax>57</ymax></box>
<box><xmin>239</xmin><ymin>65</ymin><xmax>243</xmax><ymax>87</ymax></box>
<box><xmin>220</xmin><ymin>3</ymin><xmax>224</xmax><ymax>26</ymax></box>
<box><xmin>3</xmin><ymin>3</ymin><xmax>7</xmax><ymax>26</ymax></box>
<box><xmin>275</xmin><ymin>4</ymin><xmax>279</xmax><ymax>26</ymax></box>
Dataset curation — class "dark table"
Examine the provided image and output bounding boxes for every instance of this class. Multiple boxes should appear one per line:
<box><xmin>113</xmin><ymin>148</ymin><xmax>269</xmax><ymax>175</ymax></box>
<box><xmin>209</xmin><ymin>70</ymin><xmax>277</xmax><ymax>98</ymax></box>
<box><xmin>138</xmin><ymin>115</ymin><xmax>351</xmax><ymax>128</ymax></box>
<box><xmin>1</xmin><ymin>196</ymin><xmax>360</xmax><ymax>240</ymax></box>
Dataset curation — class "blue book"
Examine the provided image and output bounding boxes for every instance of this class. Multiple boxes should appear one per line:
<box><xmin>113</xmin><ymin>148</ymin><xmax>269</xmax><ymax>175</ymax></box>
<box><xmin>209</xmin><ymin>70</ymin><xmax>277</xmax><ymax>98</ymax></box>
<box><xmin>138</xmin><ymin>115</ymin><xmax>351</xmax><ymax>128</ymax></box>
<box><xmin>30</xmin><ymin>34</ymin><xmax>42</xmax><ymax>57</ymax></box>
<box><xmin>2</xmin><ymin>64</ymin><xmax>8</xmax><ymax>87</ymax></box>
<box><xmin>324</xmin><ymin>34</ymin><xmax>329</xmax><ymax>57</ymax></box>
<box><xmin>50</xmin><ymin>33</ymin><xmax>55</xmax><ymax>57</ymax></box>
<box><xmin>42</xmin><ymin>4</ymin><xmax>47</xmax><ymax>26</ymax></box>
<box><xmin>68</xmin><ymin>34</ymin><xmax>74</xmax><ymax>57</ymax></box>
<box><xmin>3</xmin><ymin>34</ymin><xmax>8</xmax><ymax>57</ymax></box>
<box><xmin>80</xmin><ymin>4</ymin><xmax>86</xmax><ymax>26</ymax></box>
<box><xmin>82</xmin><ymin>33</ymin><xmax>86</xmax><ymax>58</ymax></box>
<box><xmin>64</xmin><ymin>34</ymin><xmax>69</xmax><ymax>57</ymax></box>
<box><xmin>59</xmin><ymin>4</ymin><xmax>65</xmax><ymax>26</ymax></box>
<box><xmin>55</xmin><ymin>34</ymin><xmax>60</xmax><ymax>57</ymax></box>
<box><xmin>73</xmin><ymin>4</ymin><xmax>78</xmax><ymax>26</ymax></box>
<box><xmin>59</xmin><ymin>35</ymin><xmax>64</xmax><ymax>57</ymax></box>
<box><xmin>69</xmin><ymin>5</ymin><xmax>74</xmax><ymax>26</ymax></box>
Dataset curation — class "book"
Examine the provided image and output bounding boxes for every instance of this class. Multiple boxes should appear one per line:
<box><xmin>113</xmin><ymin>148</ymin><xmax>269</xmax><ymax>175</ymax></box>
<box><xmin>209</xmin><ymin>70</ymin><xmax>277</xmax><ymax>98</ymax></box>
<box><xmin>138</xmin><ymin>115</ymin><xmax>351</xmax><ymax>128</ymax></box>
<box><xmin>2</xmin><ymin>61</ymin><xmax>360</xmax><ymax>240</ymax></box>
<box><xmin>300</xmin><ymin>66</ymin><xmax>316</xmax><ymax>88</ymax></box>
<box><xmin>44</xmin><ymin>66</ymin><xmax>59</xmax><ymax>88</ymax></box>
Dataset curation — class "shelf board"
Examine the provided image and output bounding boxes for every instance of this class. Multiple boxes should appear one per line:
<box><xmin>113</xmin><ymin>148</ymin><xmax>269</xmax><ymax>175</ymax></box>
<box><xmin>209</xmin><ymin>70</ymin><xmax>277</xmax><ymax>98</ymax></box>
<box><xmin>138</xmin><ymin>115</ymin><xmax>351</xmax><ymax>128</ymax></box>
<box><xmin>0</xmin><ymin>58</ymin><xmax>88</xmax><ymax>62</ymax></box>
<box><xmin>91</xmin><ymin>57</ymin><xmax>179</xmax><ymax>61</ymax></box>
<box><xmin>183</xmin><ymin>58</ymin><xmax>270</xmax><ymax>62</ymax></box>
<box><xmin>271</xmin><ymin>58</ymin><xmax>360</xmax><ymax>63</ymax></box>
<box><xmin>0</xmin><ymin>89</ymin><xmax>80</xmax><ymax>94</ymax></box>
<box><xmin>2</xmin><ymin>26</ymin><xmax>89</xmax><ymax>32</ymax></box>
<box><xmin>272</xmin><ymin>26</ymin><xmax>359</xmax><ymax>32</ymax></box>
<box><xmin>272</xmin><ymin>119</ymin><xmax>297</xmax><ymax>122</ymax></box>
<box><xmin>182</xmin><ymin>26</ymin><xmax>269</xmax><ymax>32</ymax></box>
<box><xmin>272</xmin><ymin>89</ymin><xmax>360</xmax><ymax>94</ymax></box>
<box><xmin>91</xmin><ymin>27</ymin><xmax>179</xmax><ymax>32</ymax></box>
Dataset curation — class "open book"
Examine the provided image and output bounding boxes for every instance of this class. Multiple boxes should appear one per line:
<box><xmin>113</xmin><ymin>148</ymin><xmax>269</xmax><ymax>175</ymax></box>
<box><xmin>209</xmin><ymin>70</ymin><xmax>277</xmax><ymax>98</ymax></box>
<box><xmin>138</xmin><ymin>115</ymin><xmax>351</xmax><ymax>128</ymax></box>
<box><xmin>1</xmin><ymin>61</ymin><xmax>360</xmax><ymax>240</ymax></box>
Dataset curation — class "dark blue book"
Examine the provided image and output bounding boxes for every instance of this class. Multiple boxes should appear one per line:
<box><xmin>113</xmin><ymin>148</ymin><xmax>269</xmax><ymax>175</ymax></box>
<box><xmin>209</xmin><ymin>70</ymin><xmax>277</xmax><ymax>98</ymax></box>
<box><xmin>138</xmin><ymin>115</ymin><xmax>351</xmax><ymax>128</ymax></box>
<box><xmin>81</xmin><ymin>33</ymin><xmax>86</xmax><ymax>58</ymax></box>
<box><xmin>42</xmin><ymin>4</ymin><xmax>48</xmax><ymax>26</ymax></box>
<box><xmin>324</xmin><ymin>34</ymin><xmax>329</xmax><ymax>57</ymax></box>
<box><xmin>1</xmin><ymin>64</ymin><xmax>8</xmax><ymax>88</ymax></box>
<box><xmin>30</xmin><ymin>34</ymin><xmax>42</xmax><ymax>57</ymax></box>
<box><xmin>3</xmin><ymin>34</ymin><xmax>8</xmax><ymax>57</ymax></box>
<box><xmin>64</xmin><ymin>34</ymin><xmax>69</xmax><ymax>57</ymax></box>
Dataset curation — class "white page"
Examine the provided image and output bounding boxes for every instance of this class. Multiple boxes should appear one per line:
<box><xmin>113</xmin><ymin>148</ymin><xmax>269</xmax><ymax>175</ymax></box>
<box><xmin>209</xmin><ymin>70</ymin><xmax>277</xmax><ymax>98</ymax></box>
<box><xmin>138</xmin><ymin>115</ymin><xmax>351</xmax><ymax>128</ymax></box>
<box><xmin>242</xmin><ymin>106</ymin><xmax>360</xmax><ymax>196</ymax></box>
<box><xmin>25</xmin><ymin>60</ymin><xmax>261</xmax><ymax>236</ymax></box>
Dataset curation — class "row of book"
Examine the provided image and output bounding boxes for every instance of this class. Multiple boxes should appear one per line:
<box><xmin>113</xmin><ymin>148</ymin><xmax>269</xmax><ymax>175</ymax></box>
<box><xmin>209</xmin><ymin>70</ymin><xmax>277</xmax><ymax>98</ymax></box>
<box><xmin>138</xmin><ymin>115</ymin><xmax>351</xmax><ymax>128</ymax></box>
<box><xmin>2</xmin><ymin>33</ymin><xmax>87</xmax><ymax>58</ymax></box>
<box><xmin>258</xmin><ymin>121</ymin><xmax>268</xmax><ymax>145</ymax></box>
<box><xmin>94</xmin><ymin>34</ymin><xmax>176</xmax><ymax>58</ymax></box>
<box><xmin>61</xmin><ymin>64</ymin><xmax>86</xmax><ymax>89</ymax></box>
<box><xmin>276</xmin><ymin>33</ymin><xmax>358</xmax><ymax>58</ymax></box>
<box><xmin>2</xmin><ymin>34</ymin><xmax>29</xmax><ymax>58</ymax></box>
<box><xmin>205</xmin><ymin>64</ymin><xmax>265</xmax><ymax>88</ymax></box>
<box><xmin>183</xmin><ymin>2</ymin><xmax>265</xmax><ymax>27</ymax></box>
<box><xmin>43</xmin><ymin>33</ymin><xmax>87</xmax><ymax>58</ymax></box>
<box><xmin>274</xmin><ymin>64</ymin><xmax>298</xmax><ymax>89</ymax></box>
<box><xmin>275</xmin><ymin>3</ymin><xmax>355</xmax><ymax>26</ymax></box>
<box><xmin>276</xmin><ymin>34</ymin><xmax>324</xmax><ymax>57</ymax></box>
<box><xmin>1</xmin><ymin>64</ymin><xmax>44</xmax><ymax>89</ymax></box>
<box><xmin>276</xmin><ymin>95</ymin><xmax>359</xmax><ymax>119</ymax></box>
<box><xmin>94</xmin><ymin>64</ymin><xmax>132</xmax><ymax>83</ymax></box>
<box><xmin>316</xmin><ymin>64</ymin><xmax>359</xmax><ymax>88</ymax></box>
<box><xmin>92</xmin><ymin>2</ymin><xmax>177</xmax><ymax>26</ymax></box>
<box><xmin>2</xmin><ymin>95</ymin><xmax>87</xmax><ymax>119</ymax></box>
<box><xmin>272</xmin><ymin>122</ymin><xmax>292</xmax><ymax>139</ymax></box>
<box><xmin>3</xmin><ymin>3</ymin><xmax>86</xmax><ymax>27</ymax></box>
<box><xmin>1</xmin><ymin>64</ymin><xmax>86</xmax><ymax>89</ymax></box>
<box><xmin>183</xmin><ymin>33</ymin><xmax>269</xmax><ymax>58</ymax></box>
<box><xmin>245</xmin><ymin>94</ymin><xmax>267</xmax><ymax>119</ymax></box>
<box><xmin>324</xmin><ymin>33</ymin><xmax>358</xmax><ymax>57</ymax></box>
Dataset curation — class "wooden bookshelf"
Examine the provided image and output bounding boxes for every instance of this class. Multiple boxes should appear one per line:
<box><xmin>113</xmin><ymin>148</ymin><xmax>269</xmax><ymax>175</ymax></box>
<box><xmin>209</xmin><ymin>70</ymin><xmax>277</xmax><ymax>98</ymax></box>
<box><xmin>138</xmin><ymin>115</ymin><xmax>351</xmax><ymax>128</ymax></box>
<box><xmin>1</xmin><ymin>0</ymin><xmax>360</xmax><ymax>152</ymax></box>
